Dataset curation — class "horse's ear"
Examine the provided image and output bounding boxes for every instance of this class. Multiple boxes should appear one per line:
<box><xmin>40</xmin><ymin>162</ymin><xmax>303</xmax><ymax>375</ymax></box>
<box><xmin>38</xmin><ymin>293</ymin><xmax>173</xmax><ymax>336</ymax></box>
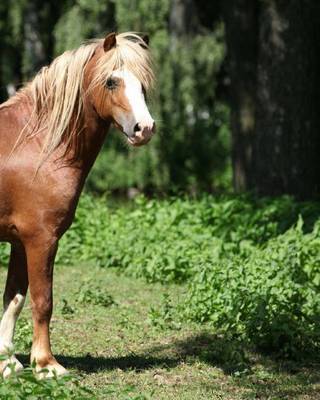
<box><xmin>141</xmin><ymin>35</ymin><xmax>149</xmax><ymax>46</ymax></box>
<box><xmin>103</xmin><ymin>32</ymin><xmax>117</xmax><ymax>52</ymax></box>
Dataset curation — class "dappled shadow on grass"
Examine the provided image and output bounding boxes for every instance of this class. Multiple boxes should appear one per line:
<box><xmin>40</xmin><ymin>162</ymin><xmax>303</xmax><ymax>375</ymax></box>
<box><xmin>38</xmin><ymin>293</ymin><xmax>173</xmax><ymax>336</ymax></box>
<box><xmin>16</xmin><ymin>353</ymin><xmax>179</xmax><ymax>374</ymax></box>
<box><xmin>18</xmin><ymin>331</ymin><xmax>320</xmax><ymax>369</ymax></box>
<box><xmin>17</xmin><ymin>333</ymin><xmax>320</xmax><ymax>375</ymax></box>
<box><xmin>58</xmin><ymin>353</ymin><xmax>179</xmax><ymax>373</ymax></box>
<box><xmin>17</xmin><ymin>333</ymin><xmax>248</xmax><ymax>374</ymax></box>
<box><xmin>242</xmin><ymin>372</ymin><xmax>320</xmax><ymax>400</ymax></box>
<box><xmin>16</xmin><ymin>332</ymin><xmax>320</xmax><ymax>397</ymax></box>
<box><xmin>171</xmin><ymin>333</ymin><xmax>320</xmax><ymax>398</ymax></box>
<box><xmin>238</xmin><ymin>360</ymin><xmax>320</xmax><ymax>399</ymax></box>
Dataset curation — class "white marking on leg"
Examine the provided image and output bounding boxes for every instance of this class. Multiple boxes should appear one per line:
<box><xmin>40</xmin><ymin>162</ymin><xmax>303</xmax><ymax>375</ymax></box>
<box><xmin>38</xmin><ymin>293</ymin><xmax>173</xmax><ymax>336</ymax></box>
<box><xmin>0</xmin><ymin>294</ymin><xmax>25</xmax><ymax>376</ymax></box>
<box><xmin>35</xmin><ymin>363</ymin><xmax>68</xmax><ymax>379</ymax></box>
<box><xmin>1</xmin><ymin>356</ymin><xmax>24</xmax><ymax>378</ymax></box>
<box><xmin>30</xmin><ymin>343</ymin><xmax>68</xmax><ymax>378</ymax></box>
<box><xmin>0</xmin><ymin>294</ymin><xmax>25</xmax><ymax>354</ymax></box>
<box><xmin>31</xmin><ymin>346</ymin><xmax>68</xmax><ymax>378</ymax></box>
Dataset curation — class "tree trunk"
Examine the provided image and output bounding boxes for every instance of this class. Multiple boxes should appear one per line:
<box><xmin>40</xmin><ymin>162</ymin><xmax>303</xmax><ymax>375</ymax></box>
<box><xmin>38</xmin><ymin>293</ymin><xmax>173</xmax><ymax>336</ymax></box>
<box><xmin>253</xmin><ymin>0</ymin><xmax>320</xmax><ymax>198</ymax></box>
<box><xmin>222</xmin><ymin>1</ymin><xmax>258</xmax><ymax>191</ymax></box>
<box><xmin>169</xmin><ymin>0</ymin><xmax>198</xmax><ymax>46</ymax></box>
<box><xmin>224</xmin><ymin>0</ymin><xmax>320</xmax><ymax>198</ymax></box>
<box><xmin>22</xmin><ymin>1</ymin><xmax>47</xmax><ymax>78</ymax></box>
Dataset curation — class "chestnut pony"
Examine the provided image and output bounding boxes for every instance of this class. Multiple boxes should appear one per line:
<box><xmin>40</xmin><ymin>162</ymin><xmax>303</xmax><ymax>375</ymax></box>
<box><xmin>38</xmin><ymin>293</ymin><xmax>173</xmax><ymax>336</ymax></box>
<box><xmin>0</xmin><ymin>32</ymin><xmax>155</xmax><ymax>377</ymax></box>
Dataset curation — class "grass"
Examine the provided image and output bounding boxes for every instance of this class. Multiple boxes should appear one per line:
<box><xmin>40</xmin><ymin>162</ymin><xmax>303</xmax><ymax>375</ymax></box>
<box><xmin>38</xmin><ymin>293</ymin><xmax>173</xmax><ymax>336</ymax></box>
<box><xmin>1</xmin><ymin>264</ymin><xmax>320</xmax><ymax>399</ymax></box>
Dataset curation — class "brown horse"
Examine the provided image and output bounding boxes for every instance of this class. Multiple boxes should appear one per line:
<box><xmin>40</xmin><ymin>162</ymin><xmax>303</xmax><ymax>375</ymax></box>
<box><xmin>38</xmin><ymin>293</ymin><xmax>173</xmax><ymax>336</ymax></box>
<box><xmin>0</xmin><ymin>32</ymin><xmax>155</xmax><ymax>377</ymax></box>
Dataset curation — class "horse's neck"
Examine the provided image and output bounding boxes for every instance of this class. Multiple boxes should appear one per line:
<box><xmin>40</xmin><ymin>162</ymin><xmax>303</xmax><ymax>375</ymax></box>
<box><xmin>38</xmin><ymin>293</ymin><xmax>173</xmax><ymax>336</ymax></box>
<box><xmin>71</xmin><ymin>103</ymin><xmax>110</xmax><ymax>177</ymax></box>
<box><xmin>1</xmin><ymin>91</ymin><xmax>109</xmax><ymax>182</ymax></box>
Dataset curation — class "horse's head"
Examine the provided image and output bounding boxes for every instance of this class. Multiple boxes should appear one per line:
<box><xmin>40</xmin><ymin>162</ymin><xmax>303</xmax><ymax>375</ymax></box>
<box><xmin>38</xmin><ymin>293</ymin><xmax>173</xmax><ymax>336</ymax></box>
<box><xmin>90</xmin><ymin>33</ymin><xmax>155</xmax><ymax>147</ymax></box>
<box><xmin>105</xmin><ymin>67</ymin><xmax>155</xmax><ymax>147</ymax></box>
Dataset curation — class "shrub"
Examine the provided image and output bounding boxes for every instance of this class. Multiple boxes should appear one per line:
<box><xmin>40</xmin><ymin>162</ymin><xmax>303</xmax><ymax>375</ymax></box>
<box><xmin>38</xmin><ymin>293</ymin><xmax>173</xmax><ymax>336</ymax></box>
<box><xmin>184</xmin><ymin>218</ymin><xmax>320</xmax><ymax>355</ymax></box>
<box><xmin>55</xmin><ymin>193</ymin><xmax>319</xmax><ymax>285</ymax></box>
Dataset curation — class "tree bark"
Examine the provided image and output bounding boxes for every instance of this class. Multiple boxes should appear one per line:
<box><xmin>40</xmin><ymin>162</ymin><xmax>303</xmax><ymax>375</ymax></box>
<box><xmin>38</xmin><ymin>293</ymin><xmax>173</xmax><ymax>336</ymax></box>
<box><xmin>169</xmin><ymin>0</ymin><xmax>198</xmax><ymax>49</ymax></box>
<box><xmin>253</xmin><ymin>0</ymin><xmax>320</xmax><ymax>198</ymax></box>
<box><xmin>222</xmin><ymin>1</ymin><xmax>258</xmax><ymax>191</ymax></box>
<box><xmin>22</xmin><ymin>1</ymin><xmax>47</xmax><ymax>78</ymax></box>
<box><xmin>224</xmin><ymin>0</ymin><xmax>320</xmax><ymax>198</ymax></box>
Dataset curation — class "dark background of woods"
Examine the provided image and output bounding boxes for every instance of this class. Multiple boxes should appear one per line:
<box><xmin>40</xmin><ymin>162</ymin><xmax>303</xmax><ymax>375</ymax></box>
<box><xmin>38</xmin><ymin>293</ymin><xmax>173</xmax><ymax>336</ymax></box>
<box><xmin>0</xmin><ymin>0</ymin><xmax>319</xmax><ymax>199</ymax></box>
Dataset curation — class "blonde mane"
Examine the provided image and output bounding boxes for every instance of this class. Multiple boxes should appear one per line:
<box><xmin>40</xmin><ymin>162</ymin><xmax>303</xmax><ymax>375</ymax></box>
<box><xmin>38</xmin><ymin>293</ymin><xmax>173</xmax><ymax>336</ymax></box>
<box><xmin>7</xmin><ymin>32</ymin><xmax>154</xmax><ymax>159</ymax></box>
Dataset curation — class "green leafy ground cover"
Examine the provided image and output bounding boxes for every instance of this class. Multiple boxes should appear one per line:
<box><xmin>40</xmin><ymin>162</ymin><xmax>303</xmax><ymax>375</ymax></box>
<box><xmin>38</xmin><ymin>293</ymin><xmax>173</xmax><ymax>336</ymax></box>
<box><xmin>0</xmin><ymin>194</ymin><xmax>320</xmax><ymax>398</ymax></box>
<box><xmin>59</xmin><ymin>194</ymin><xmax>320</xmax><ymax>354</ymax></box>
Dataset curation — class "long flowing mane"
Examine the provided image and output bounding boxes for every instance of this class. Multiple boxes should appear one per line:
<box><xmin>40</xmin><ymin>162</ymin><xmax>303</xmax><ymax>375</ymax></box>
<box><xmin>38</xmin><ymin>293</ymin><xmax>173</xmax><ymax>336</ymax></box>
<box><xmin>3</xmin><ymin>32</ymin><xmax>154</xmax><ymax>158</ymax></box>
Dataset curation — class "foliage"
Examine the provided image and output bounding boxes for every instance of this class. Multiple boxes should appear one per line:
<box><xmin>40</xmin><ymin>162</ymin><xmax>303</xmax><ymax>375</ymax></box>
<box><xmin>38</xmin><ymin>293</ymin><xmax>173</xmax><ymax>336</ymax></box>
<box><xmin>15</xmin><ymin>317</ymin><xmax>32</xmax><ymax>354</ymax></box>
<box><xmin>52</xmin><ymin>193</ymin><xmax>319</xmax><ymax>281</ymax></box>
<box><xmin>185</xmin><ymin>218</ymin><xmax>320</xmax><ymax>356</ymax></box>
<box><xmin>0</xmin><ymin>364</ymin><xmax>93</xmax><ymax>400</ymax></box>
<box><xmin>76</xmin><ymin>280</ymin><xmax>115</xmax><ymax>308</ymax></box>
<box><xmin>148</xmin><ymin>293</ymin><xmax>181</xmax><ymax>330</ymax></box>
<box><xmin>60</xmin><ymin>298</ymin><xmax>75</xmax><ymax>318</ymax></box>
<box><xmin>53</xmin><ymin>0</ymin><xmax>115</xmax><ymax>55</ymax></box>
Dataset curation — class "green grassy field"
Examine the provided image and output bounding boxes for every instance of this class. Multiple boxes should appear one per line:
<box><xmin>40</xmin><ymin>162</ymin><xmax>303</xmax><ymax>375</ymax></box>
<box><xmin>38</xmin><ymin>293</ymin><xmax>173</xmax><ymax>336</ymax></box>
<box><xmin>1</xmin><ymin>264</ymin><xmax>320</xmax><ymax>399</ymax></box>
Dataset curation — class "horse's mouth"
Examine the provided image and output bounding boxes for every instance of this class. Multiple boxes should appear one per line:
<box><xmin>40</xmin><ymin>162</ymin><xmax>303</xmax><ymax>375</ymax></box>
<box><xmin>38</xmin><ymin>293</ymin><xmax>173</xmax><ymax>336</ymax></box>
<box><xmin>127</xmin><ymin>134</ymin><xmax>151</xmax><ymax>147</ymax></box>
<box><xmin>113</xmin><ymin>121</ymin><xmax>152</xmax><ymax>147</ymax></box>
<box><xmin>121</xmin><ymin>131</ymin><xmax>142</xmax><ymax>146</ymax></box>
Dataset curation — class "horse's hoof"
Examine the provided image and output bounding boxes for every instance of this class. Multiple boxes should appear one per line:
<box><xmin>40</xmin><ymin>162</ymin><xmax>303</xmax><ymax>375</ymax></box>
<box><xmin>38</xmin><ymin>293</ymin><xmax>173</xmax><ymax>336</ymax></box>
<box><xmin>0</xmin><ymin>356</ymin><xmax>24</xmax><ymax>378</ymax></box>
<box><xmin>36</xmin><ymin>362</ymin><xmax>68</xmax><ymax>379</ymax></box>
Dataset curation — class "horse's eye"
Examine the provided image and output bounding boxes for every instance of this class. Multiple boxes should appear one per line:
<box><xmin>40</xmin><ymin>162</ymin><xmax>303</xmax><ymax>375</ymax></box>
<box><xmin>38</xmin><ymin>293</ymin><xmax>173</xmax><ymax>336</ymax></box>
<box><xmin>106</xmin><ymin>77</ymin><xmax>118</xmax><ymax>90</ymax></box>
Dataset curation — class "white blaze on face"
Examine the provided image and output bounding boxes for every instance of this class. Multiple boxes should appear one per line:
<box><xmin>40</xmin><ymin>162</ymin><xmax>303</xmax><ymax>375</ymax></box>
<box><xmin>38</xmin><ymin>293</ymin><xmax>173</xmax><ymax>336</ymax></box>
<box><xmin>112</xmin><ymin>69</ymin><xmax>154</xmax><ymax>136</ymax></box>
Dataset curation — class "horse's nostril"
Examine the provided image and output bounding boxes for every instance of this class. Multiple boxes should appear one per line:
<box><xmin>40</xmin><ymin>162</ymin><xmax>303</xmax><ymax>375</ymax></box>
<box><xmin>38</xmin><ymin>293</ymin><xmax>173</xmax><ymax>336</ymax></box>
<box><xmin>152</xmin><ymin>121</ymin><xmax>156</xmax><ymax>133</ymax></box>
<box><xmin>134</xmin><ymin>123</ymin><xmax>141</xmax><ymax>132</ymax></box>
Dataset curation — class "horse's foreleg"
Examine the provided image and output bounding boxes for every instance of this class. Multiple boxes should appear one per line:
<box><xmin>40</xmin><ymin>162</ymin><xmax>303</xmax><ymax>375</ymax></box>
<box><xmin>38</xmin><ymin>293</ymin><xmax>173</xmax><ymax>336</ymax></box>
<box><xmin>0</xmin><ymin>242</ymin><xmax>28</xmax><ymax>377</ymax></box>
<box><xmin>25</xmin><ymin>235</ymin><xmax>67</xmax><ymax>377</ymax></box>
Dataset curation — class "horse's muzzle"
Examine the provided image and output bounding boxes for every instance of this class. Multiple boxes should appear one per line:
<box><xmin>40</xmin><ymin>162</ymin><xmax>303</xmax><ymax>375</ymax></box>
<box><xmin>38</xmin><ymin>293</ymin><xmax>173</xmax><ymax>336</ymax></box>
<box><xmin>128</xmin><ymin>121</ymin><xmax>155</xmax><ymax>146</ymax></box>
